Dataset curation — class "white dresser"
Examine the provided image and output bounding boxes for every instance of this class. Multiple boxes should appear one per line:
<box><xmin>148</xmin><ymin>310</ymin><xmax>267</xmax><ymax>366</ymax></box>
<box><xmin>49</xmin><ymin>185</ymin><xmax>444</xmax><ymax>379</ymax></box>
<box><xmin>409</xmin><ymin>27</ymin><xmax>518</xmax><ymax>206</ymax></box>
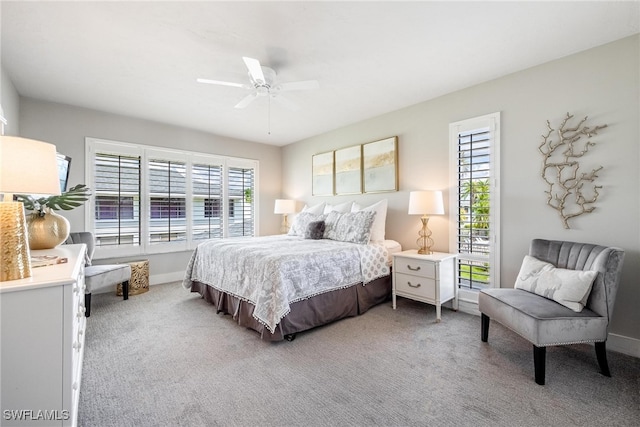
<box><xmin>1</xmin><ymin>244</ymin><xmax>87</xmax><ymax>427</ymax></box>
<box><xmin>392</xmin><ymin>250</ymin><xmax>458</xmax><ymax>322</ymax></box>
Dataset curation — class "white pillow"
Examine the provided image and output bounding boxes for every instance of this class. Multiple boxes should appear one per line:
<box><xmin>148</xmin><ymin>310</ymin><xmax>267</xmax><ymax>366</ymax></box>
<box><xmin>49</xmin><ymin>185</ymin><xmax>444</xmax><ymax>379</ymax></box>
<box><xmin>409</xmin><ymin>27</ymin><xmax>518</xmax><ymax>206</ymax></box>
<box><xmin>323</xmin><ymin>201</ymin><xmax>353</xmax><ymax>214</ymax></box>
<box><xmin>514</xmin><ymin>255</ymin><xmax>597</xmax><ymax>312</ymax></box>
<box><xmin>352</xmin><ymin>199</ymin><xmax>387</xmax><ymax>243</ymax></box>
<box><xmin>301</xmin><ymin>202</ymin><xmax>326</xmax><ymax>215</ymax></box>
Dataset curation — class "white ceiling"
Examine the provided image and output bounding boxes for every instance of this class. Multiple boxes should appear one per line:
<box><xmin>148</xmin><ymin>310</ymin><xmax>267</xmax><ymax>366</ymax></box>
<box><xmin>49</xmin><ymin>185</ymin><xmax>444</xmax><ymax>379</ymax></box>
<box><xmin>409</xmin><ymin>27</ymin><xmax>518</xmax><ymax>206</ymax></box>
<box><xmin>2</xmin><ymin>1</ymin><xmax>639</xmax><ymax>146</ymax></box>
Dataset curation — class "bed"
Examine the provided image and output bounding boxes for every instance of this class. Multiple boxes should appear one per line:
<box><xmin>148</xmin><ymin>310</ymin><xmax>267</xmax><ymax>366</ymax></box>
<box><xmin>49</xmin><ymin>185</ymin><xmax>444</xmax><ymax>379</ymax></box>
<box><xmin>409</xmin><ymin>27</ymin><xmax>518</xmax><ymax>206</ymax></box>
<box><xmin>182</xmin><ymin>200</ymin><xmax>400</xmax><ymax>341</ymax></box>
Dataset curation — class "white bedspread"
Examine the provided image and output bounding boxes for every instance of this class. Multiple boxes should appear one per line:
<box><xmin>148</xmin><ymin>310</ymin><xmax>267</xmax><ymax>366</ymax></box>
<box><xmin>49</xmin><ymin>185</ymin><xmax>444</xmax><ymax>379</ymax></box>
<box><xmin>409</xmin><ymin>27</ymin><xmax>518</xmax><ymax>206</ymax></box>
<box><xmin>183</xmin><ymin>235</ymin><xmax>389</xmax><ymax>333</ymax></box>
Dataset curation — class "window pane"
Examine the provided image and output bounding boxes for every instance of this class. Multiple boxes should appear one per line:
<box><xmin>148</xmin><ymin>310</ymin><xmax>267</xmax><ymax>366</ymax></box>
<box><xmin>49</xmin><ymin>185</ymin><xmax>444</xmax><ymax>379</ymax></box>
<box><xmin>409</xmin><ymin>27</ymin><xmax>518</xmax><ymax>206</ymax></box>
<box><xmin>192</xmin><ymin>163</ymin><xmax>223</xmax><ymax>240</ymax></box>
<box><xmin>148</xmin><ymin>159</ymin><xmax>187</xmax><ymax>243</ymax></box>
<box><xmin>456</xmin><ymin>127</ymin><xmax>491</xmax><ymax>289</ymax></box>
<box><xmin>228</xmin><ymin>166</ymin><xmax>254</xmax><ymax>237</ymax></box>
<box><xmin>94</xmin><ymin>153</ymin><xmax>141</xmax><ymax>247</ymax></box>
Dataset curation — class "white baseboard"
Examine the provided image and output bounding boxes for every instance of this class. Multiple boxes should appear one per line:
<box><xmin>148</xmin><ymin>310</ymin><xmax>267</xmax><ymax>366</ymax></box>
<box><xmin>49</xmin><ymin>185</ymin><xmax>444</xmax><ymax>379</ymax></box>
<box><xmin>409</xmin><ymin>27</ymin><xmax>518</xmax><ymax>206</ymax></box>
<box><xmin>456</xmin><ymin>299</ymin><xmax>481</xmax><ymax>316</ymax></box>
<box><xmin>149</xmin><ymin>271</ymin><xmax>184</xmax><ymax>286</ymax></box>
<box><xmin>608</xmin><ymin>333</ymin><xmax>640</xmax><ymax>358</ymax></box>
<box><xmin>92</xmin><ymin>272</ymin><xmax>183</xmax><ymax>295</ymax></box>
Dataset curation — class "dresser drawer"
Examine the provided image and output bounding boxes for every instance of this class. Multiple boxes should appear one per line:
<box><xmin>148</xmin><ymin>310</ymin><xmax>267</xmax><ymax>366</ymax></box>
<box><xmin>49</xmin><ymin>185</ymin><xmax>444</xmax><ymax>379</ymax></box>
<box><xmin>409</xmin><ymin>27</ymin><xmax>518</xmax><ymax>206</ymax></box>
<box><xmin>394</xmin><ymin>272</ymin><xmax>436</xmax><ymax>300</ymax></box>
<box><xmin>394</xmin><ymin>257</ymin><xmax>436</xmax><ymax>278</ymax></box>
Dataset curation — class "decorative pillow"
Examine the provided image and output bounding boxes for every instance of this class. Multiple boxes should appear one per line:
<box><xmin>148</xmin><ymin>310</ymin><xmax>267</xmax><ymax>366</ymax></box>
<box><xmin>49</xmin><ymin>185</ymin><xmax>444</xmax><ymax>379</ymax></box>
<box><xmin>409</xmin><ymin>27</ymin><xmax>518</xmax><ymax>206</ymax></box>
<box><xmin>304</xmin><ymin>221</ymin><xmax>325</xmax><ymax>240</ymax></box>
<box><xmin>288</xmin><ymin>212</ymin><xmax>325</xmax><ymax>236</ymax></box>
<box><xmin>323</xmin><ymin>201</ymin><xmax>354</xmax><ymax>214</ymax></box>
<box><xmin>514</xmin><ymin>255</ymin><xmax>598</xmax><ymax>312</ymax></box>
<box><xmin>301</xmin><ymin>202</ymin><xmax>326</xmax><ymax>215</ymax></box>
<box><xmin>352</xmin><ymin>199</ymin><xmax>387</xmax><ymax>243</ymax></box>
<box><xmin>323</xmin><ymin>210</ymin><xmax>376</xmax><ymax>244</ymax></box>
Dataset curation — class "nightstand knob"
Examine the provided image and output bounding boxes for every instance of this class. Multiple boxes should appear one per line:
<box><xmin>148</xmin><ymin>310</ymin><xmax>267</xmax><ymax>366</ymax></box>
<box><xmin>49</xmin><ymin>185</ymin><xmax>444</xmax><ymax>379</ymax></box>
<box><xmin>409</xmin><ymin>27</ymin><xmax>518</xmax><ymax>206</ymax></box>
<box><xmin>407</xmin><ymin>281</ymin><xmax>421</xmax><ymax>288</ymax></box>
<box><xmin>407</xmin><ymin>265</ymin><xmax>421</xmax><ymax>271</ymax></box>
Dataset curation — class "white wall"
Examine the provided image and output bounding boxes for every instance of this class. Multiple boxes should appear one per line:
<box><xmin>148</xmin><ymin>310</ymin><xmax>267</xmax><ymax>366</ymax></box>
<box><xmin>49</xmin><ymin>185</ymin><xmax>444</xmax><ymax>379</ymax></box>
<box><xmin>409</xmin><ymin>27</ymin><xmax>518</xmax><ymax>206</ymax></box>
<box><xmin>282</xmin><ymin>35</ymin><xmax>640</xmax><ymax>347</ymax></box>
<box><xmin>1</xmin><ymin>64</ymin><xmax>20</xmax><ymax>135</ymax></box>
<box><xmin>18</xmin><ymin>98</ymin><xmax>283</xmax><ymax>281</ymax></box>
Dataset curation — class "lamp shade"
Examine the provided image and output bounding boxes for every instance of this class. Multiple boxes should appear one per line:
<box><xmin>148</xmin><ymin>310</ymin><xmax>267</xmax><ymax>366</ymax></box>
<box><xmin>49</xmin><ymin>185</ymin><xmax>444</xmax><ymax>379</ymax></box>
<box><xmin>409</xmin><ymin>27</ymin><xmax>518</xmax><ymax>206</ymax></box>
<box><xmin>0</xmin><ymin>136</ymin><xmax>61</xmax><ymax>196</ymax></box>
<box><xmin>274</xmin><ymin>199</ymin><xmax>296</xmax><ymax>214</ymax></box>
<box><xmin>1</xmin><ymin>136</ymin><xmax>60</xmax><ymax>281</ymax></box>
<box><xmin>408</xmin><ymin>190</ymin><xmax>444</xmax><ymax>215</ymax></box>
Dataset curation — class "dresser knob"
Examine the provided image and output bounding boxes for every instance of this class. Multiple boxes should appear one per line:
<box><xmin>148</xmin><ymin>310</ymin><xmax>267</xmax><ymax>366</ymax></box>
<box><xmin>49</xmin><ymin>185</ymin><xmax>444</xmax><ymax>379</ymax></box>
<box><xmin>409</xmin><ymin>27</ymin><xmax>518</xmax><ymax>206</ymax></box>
<box><xmin>407</xmin><ymin>281</ymin><xmax>421</xmax><ymax>288</ymax></box>
<box><xmin>407</xmin><ymin>265</ymin><xmax>421</xmax><ymax>271</ymax></box>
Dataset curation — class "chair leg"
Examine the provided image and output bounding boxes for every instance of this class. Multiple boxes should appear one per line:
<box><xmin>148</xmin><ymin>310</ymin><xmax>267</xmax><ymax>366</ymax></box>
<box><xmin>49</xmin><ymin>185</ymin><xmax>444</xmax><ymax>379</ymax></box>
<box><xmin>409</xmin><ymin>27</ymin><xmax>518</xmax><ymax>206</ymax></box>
<box><xmin>533</xmin><ymin>345</ymin><xmax>546</xmax><ymax>385</ymax></box>
<box><xmin>123</xmin><ymin>280</ymin><xmax>129</xmax><ymax>300</ymax></box>
<box><xmin>595</xmin><ymin>341</ymin><xmax>611</xmax><ymax>377</ymax></box>
<box><xmin>481</xmin><ymin>313</ymin><xmax>490</xmax><ymax>342</ymax></box>
<box><xmin>85</xmin><ymin>293</ymin><xmax>92</xmax><ymax>317</ymax></box>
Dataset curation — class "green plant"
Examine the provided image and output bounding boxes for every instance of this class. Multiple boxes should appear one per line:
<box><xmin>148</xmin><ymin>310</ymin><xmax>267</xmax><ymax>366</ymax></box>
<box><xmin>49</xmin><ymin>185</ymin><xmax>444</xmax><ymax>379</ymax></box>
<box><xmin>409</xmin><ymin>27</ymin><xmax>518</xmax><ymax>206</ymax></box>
<box><xmin>244</xmin><ymin>188</ymin><xmax>253</xmax><ymax>203</ymax></box>
<box><xmin>16</xmin><ymin>184</ymin><xmax>91</xmax><ymax>216</ymax></box>
<box><xmin>460</xmin><ymin>179</ymin><xmax>490</xmax><ymax>233</ymax></box>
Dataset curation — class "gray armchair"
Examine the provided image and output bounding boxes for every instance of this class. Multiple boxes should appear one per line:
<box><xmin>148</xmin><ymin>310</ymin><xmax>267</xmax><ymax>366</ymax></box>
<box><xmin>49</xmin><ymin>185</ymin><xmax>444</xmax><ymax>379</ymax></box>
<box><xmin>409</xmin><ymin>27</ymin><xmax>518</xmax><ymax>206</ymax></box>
<box><xmin>65</xmin><ymin>232</ymin><xmax>131</xmax><ymax>317</ymax></box>
<box><xmin>478</xmin><ymin>239</ymin><xmax>625</xmax><ymax>385</ymax></box>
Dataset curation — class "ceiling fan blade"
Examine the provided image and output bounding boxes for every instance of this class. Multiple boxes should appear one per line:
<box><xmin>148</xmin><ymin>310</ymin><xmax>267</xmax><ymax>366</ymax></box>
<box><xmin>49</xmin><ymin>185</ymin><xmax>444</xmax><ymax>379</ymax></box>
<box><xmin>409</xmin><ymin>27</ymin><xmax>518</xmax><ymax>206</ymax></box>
<box><xmin>278</xmin><ymin>80</ymin><xmax>320</xmax><ymax>92</ymax></box>
<box><xmin>242</xmin><ymin>57</ymin><xmax>265</xmax><ymax>84</ymax></box>
<box><xmin>196</xmin><ymin>78</ymin><xmax>245</xmax><ymax>88</ymax></box>
<box><xmin>271</xmin><ymin>94</ymin><xmax>300</xmax><ymax>111</ymax></box>
<box><xmin>234</xmin><ymin>93</ymin><xmax>258</xmax><ymax>109</ymax></box>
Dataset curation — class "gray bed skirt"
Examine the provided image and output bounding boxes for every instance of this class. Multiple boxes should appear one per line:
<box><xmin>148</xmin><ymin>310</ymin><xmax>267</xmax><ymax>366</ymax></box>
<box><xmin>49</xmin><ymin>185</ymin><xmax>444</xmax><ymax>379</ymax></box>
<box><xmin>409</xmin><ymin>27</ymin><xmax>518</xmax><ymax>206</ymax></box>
<box><xmin>189</xmin><ymin>275</ymin><xmax>391</xmax><ymax>341</ymax></box>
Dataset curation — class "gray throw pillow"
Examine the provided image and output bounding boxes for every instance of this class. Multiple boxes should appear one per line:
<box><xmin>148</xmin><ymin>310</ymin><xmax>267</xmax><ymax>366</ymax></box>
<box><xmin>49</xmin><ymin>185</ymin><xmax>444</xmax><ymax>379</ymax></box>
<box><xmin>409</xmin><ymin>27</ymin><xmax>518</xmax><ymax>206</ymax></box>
<box><xmin>305</xmin><ymin>220</ymin><xmax>325</xmax><ymax>240</ymax></box>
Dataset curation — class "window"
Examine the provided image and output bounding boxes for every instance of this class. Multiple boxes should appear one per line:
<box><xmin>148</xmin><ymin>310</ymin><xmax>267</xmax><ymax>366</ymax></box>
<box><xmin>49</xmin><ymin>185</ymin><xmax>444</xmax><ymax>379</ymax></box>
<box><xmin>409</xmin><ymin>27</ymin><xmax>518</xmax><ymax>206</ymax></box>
<box><xmin>203</xmin><ymin>199</ymin><xmax>221</xmax><ymax>218</ymax></box>
<box><xmin>449</xmin><ymin>113</ymin><xmax>500</xmax><ymax>298</ymax></box>
<box><xmin>86</xmin><ymin>138</ymin><xmax>258</xmax><ymax>257</ymax></box>
<box><xmin>95</xmin><ymin>196</ymin><xmax>134</xmax><ymax>220</ymax></box>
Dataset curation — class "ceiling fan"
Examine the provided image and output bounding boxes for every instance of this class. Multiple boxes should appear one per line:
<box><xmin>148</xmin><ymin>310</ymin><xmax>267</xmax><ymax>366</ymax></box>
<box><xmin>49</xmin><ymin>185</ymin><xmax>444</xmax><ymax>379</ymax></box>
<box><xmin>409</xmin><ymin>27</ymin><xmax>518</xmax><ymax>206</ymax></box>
<box><xmin>197</xmin><ymin>57</ymin><xmax>319</xmax><ymax>110</ymax></box>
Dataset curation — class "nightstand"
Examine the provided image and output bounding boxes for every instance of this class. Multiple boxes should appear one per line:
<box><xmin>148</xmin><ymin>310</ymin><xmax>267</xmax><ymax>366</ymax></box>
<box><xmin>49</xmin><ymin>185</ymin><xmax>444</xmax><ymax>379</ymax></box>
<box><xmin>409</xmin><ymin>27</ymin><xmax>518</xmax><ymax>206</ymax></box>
<box><xmin>392</xmin><ymin>250</ymin><xmax>458</xmax><ymax>322</ymax></box>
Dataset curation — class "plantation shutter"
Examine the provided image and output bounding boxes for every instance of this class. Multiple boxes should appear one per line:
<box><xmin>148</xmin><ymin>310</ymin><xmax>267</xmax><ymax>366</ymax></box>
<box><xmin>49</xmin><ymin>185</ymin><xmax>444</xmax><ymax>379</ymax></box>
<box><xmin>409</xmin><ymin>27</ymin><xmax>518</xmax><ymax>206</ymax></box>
<box><xmin>147</xmin><ymin>158</ymin><xmax>187</xmax><ymax>243</ymax></box>
<box><xmin>191</xmin><ymin>162</ymin><xmax>223</xmax><ymax>240</ymax></box>
<box><xmin>227</xmin><ymin>166</ymin><xmax>255</xmax><ymax>237</ymax></box>
<box><xmin>456</xmin><ymin>127</ymin><xmax>491</xmax><ymax>289</ymax></box>
<box><xmin>93</xmin><ymin>153</ymin><xmax>141</xmax><ymax>247</ymax></box>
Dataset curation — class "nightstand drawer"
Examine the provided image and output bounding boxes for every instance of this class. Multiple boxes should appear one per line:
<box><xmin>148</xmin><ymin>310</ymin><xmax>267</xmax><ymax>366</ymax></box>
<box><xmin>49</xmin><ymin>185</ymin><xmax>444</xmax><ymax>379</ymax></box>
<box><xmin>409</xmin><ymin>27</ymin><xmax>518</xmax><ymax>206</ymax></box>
<box><xmin>394</xmin><ymin>257</ymin><xmax>436</xmax><ymax>278</ymax></box>
<box><xmin>395</xmin><ymin>272</ymin><xmax>436</xmax><ymax>299</ymax></box>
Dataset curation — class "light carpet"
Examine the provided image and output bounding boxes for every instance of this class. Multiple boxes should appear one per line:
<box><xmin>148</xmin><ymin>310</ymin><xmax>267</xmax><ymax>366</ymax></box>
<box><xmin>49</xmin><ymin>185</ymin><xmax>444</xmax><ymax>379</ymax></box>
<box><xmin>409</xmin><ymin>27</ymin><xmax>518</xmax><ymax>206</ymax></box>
<box><xmin>78</xmin><ymin>282</ymin><xmax>640</xmax><ymax>427</ymax></box>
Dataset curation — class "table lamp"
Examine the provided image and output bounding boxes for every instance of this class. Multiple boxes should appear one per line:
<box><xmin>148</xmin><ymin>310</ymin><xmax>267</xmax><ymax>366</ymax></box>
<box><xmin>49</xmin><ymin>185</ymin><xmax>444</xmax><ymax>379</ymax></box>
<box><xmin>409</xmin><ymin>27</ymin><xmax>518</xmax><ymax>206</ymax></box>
<box><xmin>274</xmin><ymin>199</ymin><xmax>296</xmax><ymax>234</ymax></box>
<box><xmin>408</xmin><ymin>190</ymin><xmax>444</xmax><ymax>255</ymax></box>
<box><xmin>1</xmin><ymin>136</ymin><xmax>61</xmax><ymax>281</ymax></box>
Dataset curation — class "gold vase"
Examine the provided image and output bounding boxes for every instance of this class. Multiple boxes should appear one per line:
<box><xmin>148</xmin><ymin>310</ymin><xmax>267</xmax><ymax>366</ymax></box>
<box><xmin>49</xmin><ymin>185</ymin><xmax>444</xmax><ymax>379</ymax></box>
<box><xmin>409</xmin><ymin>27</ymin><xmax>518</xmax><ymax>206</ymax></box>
<box><xmin>26</xmin><ymin>208</ymin><xmax>70</xmax><ymax>250</ymax></box>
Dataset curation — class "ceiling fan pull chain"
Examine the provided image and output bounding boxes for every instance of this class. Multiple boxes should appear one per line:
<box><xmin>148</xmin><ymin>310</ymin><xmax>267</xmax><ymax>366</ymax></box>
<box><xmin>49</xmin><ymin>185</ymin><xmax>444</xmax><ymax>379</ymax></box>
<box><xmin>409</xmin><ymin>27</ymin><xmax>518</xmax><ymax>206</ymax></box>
<box><xmin>268</xmin><ymin>95</ymin><xmax>271</xmax><ymax>135</ymax></box>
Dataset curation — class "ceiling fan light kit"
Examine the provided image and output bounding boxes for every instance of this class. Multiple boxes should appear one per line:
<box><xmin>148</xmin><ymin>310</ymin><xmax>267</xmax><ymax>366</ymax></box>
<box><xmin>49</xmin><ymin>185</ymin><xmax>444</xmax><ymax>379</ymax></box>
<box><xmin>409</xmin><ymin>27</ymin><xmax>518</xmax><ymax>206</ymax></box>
<box><xmin>197</xmin><ymin>56</ymin><xmax>319</xmax><ymax>111</ymax></box>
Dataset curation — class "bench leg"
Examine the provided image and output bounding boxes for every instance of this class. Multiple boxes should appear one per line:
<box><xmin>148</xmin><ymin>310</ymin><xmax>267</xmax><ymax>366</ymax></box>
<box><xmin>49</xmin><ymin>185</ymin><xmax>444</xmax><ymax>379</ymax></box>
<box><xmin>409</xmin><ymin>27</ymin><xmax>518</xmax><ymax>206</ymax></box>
<box><xmin>122</xmin><ymin>280</ymin><xmax>129</xmax><ymax>300</ymax></box>
<box><xmin>481</xmin><ymin>313</ymin><xmax>490</xmax><ymax>342</ymax></box>
<box><xmin>533</xmin><ymin>345</ymin><xmax>546</xmax><ymax>385</ymax></box>
<box><xmin>595</xmin><ymin>341</ymin><xmax>611</xmax><ymax>377</ymax></box>
<box><xmin>84</xmin><ymin>293</ymin><xmax>92</xmax><ymax>317</ymax></box>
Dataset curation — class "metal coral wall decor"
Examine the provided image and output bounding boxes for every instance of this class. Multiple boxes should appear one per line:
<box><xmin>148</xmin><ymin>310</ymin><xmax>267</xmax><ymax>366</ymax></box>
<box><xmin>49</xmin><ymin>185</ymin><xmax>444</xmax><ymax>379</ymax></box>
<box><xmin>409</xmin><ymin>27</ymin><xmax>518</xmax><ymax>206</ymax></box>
<box><xmin>538</xmin><ymin>112</ymin><xmax>607</xmax><ymax>229</ymax></box>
